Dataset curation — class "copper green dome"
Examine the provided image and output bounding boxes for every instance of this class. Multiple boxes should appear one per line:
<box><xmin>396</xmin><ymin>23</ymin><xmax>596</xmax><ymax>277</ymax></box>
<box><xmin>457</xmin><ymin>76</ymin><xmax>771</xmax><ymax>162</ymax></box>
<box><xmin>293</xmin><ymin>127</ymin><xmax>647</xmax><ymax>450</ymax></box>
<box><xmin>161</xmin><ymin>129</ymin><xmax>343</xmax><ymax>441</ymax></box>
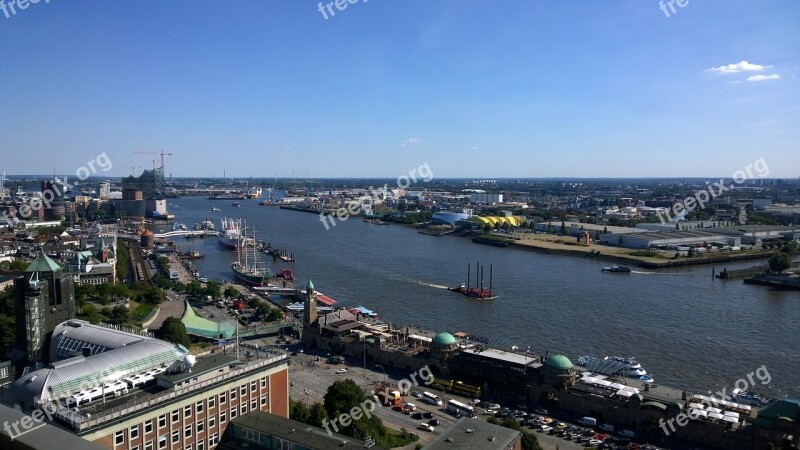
<box><xmin>545</xmin><ymin>354</ymin><xmax>574</xmax><ymax>370</ymax></box>
<box><xmin>432</xmin><ymin>332</ymin><xmax>457</xmax><ymax>346</ymax></box>
<box><xmin>306</xmin><ymin>279</ymin><xmax>314</xmax><ymax>290</ymax></box>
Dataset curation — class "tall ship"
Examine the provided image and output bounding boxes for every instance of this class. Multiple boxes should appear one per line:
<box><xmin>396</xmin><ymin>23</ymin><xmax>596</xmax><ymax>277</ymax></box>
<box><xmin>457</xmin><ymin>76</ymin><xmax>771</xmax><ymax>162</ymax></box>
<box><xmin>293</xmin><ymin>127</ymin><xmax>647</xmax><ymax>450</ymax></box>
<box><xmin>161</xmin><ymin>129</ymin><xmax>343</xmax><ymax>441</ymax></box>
<box><xmin>219</xmin><ymin>217</ymin><xmax>247</xmax><ymax>250</ymax></box>
<box><xmin>577</xmin><ymin>355</ymin><xmax>654</xmax><ymax>383</ymax></box>
<box><xmin>231</xmin><ymin>224</ymin><xmax>272</xmax><ymax>286</ymax></box>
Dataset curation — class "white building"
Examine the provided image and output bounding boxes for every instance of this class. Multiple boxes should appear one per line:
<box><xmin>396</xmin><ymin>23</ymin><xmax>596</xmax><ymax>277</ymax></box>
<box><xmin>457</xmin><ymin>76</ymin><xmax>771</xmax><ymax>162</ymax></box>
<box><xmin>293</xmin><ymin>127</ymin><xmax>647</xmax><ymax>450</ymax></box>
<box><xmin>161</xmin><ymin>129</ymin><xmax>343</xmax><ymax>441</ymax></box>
<box><xmin>469</xmin><ymin>193</ymin><xmax>503</xmax><ymax>205</ymax></box>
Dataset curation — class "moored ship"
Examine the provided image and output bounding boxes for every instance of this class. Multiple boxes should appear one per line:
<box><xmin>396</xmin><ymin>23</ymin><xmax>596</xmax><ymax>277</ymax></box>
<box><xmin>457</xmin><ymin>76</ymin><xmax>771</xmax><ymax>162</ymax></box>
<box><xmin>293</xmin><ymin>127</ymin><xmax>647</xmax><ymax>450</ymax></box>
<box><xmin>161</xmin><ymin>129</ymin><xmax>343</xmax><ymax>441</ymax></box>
<box><xmin>578</xmin><ymin>355</ymin><xmax>654</xmax><ymax>383</ymax></box>
<box><xmin>219</xmin><ymin>217</ymin><xmax>249</xmax><ymax>250</ymax></box>
<box><xmin>231</xmin><ymin>224</ymin><xmax>272</xmax><ymax>286</ymax></box>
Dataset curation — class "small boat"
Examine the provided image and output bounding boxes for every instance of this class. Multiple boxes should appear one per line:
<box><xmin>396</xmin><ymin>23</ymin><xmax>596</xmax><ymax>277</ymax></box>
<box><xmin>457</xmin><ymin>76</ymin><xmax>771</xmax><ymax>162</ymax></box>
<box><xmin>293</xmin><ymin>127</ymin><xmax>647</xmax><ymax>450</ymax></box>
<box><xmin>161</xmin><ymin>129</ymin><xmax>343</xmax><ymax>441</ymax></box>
<box><xmin>232</xmin><ymin>202</ymin><xmax>241</xmax><ymax>207</ymax></box>
<box><xmin>179</xmin><ymin>250</ymin><xmax>205</xmax><ymax>260</ymax></box>
<box><xmin>211</xmin><ymin>207</ymin><xmax>221</xmax><ymax>212</ymax></box>
<box><xmin>601</xmin><ymin>266</ymin><xmax>631</xmax><ymax>273</ymax></box>
<box><xmin>172</xmin><ymin>223</ymin><xmax>188</xmax><ymax>231</ymax></box>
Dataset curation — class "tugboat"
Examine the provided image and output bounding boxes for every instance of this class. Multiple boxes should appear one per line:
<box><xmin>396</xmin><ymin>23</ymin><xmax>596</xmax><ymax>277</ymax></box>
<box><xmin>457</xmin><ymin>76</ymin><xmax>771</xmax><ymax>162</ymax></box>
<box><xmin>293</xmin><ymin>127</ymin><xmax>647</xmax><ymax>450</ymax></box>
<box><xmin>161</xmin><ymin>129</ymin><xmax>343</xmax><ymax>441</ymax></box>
<box><xmin>179</xmin><ymin>249</ymin><xmax>205</xmax><ymax>260</ymax></box>
<box><xmin>601</xmin><ymin>265</ymin><xmax>632</xmax><ymax>273</ymax></box>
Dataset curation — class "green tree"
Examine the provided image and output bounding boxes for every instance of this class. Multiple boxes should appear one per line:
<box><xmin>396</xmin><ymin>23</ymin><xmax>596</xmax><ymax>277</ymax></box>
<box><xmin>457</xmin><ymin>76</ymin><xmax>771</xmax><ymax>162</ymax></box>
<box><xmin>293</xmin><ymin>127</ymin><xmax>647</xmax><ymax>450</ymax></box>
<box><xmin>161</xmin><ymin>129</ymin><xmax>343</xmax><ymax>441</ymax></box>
<box><xmin>109</xmin><ymin>305</ymin><xmax>129</xmax><ymax>325</ymax></box>
<box><xmin>159</xmin><ymin>317</ymin><xmax>191</xmax><ymax>347</ymax></box>
<box><xmin>769</xmin><ymin>253</ymin><xmax>792</xmax><ymax>274</ymax></box>
<box><xmin>204</xmin><ymin>281</ymin><xmax>221</xmax><ymax>299</ymax></box>
<box><xmin>308</xmin><ymin>402</ymin><xmax>329</xmax><ymax>427</ymax></box>
<box><xmin>224</xmin><ymin>286</ymin><xmax>239</xmax><ymax>299</ymax></box>
<box><xmin>0</xmin><ymin>315</ymin><xmax>16</xmax><ymax>357</ymax></box>
<box><xmin>290</xmin><ymin>399</ymin><xmax>311</xmax><ymax>423</ymax></box>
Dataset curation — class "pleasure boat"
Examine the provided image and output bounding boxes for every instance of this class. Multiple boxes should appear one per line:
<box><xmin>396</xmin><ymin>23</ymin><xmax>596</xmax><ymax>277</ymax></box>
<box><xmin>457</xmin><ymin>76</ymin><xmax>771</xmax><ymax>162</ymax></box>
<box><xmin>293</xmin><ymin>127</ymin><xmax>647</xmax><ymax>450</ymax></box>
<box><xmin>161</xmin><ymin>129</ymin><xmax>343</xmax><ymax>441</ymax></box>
<box><xmin>730</xmin><ymin>389</ymin><xmax>771</xmax><ymax>407</ymax></box>
<box><xmin>601</xmin><ymin>266</ymin><xmax>632</xmax><ymax>273</ymax></box>
<box><xmin>577</xmin><ymin>355</ymin><xmax>654</xmax><ymax>383</ymax></box>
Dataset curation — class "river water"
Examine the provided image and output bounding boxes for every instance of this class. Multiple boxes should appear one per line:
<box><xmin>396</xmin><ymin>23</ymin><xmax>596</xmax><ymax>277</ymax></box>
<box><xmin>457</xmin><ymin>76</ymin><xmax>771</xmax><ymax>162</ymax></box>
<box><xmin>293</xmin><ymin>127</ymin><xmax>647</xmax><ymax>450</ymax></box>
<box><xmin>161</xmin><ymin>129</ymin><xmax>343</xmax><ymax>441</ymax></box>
<box><xmin>159</xmin><ymin>196</ymin><xmax>800</xmax><ymax>398</ymax></box>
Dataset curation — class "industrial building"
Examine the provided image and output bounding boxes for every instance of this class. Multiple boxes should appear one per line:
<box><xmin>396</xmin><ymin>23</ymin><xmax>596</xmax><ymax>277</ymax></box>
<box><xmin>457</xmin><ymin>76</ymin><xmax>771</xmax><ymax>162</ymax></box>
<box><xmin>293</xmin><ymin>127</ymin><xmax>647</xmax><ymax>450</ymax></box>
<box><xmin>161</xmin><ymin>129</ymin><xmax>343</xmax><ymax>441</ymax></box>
<box><xmin>600</xmin><ymin>229</ymin><xmax>741</xmax><ymax>249</ymax></box>
<box><xmin>469</xmin><ymin>193</ymin><xmax>503</xmax><ymax>205</ymax></box>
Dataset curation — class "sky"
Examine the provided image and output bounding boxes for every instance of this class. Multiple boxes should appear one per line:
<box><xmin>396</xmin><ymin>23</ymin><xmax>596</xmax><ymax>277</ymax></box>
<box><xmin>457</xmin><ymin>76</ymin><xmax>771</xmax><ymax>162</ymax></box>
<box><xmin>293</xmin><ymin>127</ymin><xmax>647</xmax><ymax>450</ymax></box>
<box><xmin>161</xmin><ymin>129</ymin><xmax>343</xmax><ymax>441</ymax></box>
<box><xmin>1</xmin><ymin>0</ymin><xmax>799</xmax><ymax>179</ymax></box>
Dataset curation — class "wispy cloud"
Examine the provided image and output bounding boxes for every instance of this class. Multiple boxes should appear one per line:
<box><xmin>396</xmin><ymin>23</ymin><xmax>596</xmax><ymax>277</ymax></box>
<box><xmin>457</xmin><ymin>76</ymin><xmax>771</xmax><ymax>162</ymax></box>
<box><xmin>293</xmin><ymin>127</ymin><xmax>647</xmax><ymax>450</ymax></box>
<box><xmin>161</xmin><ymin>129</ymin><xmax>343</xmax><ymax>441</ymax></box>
<box><xmin>401</xmin><ymin>138</ymin><xmax>421</xmax><ymax>147</ymax></box>
<box><xmin>707</xmin><ymin>60</ymin><xmax>771</xmax><ymax>74</ymax></box>
<box><xmin>746</xmin><ymin>74</ymin><xmax>780</xmax><ymax>82</ymax></box>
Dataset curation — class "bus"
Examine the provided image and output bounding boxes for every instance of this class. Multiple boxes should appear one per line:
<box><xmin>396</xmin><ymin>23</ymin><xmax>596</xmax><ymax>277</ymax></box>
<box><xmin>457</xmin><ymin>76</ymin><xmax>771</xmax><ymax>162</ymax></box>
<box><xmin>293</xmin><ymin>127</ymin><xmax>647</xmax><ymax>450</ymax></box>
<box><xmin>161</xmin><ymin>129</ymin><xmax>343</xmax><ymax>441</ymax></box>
<box><xmin>452</xmin><ymin>381</ymin><xmax>481</xmax><ymax>398</ymax></box>
<box><xmin>422</xmin><ymin>391</ymin><xmax>442</xmax><ymax>406</ymax></box>
<box><xmin>446</xmin><ymin>399</ymin><xmax>476</xmax><ymax>418</ymax></box>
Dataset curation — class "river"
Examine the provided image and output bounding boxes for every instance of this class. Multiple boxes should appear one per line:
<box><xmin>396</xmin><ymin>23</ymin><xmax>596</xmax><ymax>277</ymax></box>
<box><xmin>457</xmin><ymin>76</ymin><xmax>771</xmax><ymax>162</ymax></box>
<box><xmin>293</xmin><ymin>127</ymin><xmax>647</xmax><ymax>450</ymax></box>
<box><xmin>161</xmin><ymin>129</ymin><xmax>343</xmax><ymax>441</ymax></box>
<box><xmin>157</xmin><ymin>196</ymin><xmax>800</xmax><ymax>398</ymax></box>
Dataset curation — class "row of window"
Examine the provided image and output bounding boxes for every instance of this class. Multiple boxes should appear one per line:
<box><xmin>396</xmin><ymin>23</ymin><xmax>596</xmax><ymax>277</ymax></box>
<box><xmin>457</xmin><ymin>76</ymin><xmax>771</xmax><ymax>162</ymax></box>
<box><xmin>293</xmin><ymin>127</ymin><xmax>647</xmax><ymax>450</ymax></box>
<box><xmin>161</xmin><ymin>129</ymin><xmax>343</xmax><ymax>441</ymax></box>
<box><xmin>121</xmin><ymin>433</ymin><xmax>219</xmax><ymax>450</ymax></box>
<box><xmin>115</xmin><ymin>395</ymin><xmax>268</xmax><ymax>448</ymax></box>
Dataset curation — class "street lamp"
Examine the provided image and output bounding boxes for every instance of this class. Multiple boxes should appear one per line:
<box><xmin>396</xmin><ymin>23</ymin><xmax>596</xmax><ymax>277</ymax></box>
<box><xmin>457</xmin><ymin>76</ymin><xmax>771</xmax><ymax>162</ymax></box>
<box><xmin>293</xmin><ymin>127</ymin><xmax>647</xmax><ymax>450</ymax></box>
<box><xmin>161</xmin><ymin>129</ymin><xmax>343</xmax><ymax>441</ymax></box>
<box><xmin>375</xmin><ymin>365</ymin><xmax>386</xmax><ymax>385</ymax></box>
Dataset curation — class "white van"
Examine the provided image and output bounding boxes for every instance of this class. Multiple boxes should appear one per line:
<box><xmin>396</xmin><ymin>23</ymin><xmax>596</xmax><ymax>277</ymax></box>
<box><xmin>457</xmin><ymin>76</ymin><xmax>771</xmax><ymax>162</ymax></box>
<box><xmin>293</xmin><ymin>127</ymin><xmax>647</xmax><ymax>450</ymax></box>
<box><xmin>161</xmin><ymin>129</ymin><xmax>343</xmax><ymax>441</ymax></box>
<box><xmin>599</xmin><ymin>423</ymin><xmax>614</xmax><ymax>432</ymax></box>
<box><xmin>577</xmin><ymin>417</ymin><xmax>597</xmax><ymax>427</ymax></box>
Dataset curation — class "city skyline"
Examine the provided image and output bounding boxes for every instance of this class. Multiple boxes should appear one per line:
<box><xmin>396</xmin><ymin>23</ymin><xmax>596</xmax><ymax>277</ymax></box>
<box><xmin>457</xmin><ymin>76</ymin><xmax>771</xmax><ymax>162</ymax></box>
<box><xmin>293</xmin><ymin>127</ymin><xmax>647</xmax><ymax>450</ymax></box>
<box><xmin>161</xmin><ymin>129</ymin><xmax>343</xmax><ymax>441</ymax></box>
<box><xmin>1</xmin><ymin>1</ymin><xmax>798</xmax><ymax>178</ymax></box>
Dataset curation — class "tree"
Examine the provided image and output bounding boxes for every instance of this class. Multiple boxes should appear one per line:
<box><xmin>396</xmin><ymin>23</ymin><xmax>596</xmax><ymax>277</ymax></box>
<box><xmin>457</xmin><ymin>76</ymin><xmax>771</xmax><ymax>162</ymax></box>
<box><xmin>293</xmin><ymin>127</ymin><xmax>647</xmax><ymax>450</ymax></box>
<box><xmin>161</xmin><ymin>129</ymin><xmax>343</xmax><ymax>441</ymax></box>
<box><xmin>768</xmin><ymin>253</ymin><xmax>792</xmax><ymax>274</ymax></box>
<box><xmin>0</xmin><ymin>315</ymin><xmax>16</xmax><ymax>357</ymax></box>
<box><xmin>308</xmin><ymin>402</ymin><xmax>329</xmax><ymax>427</ymax></box>
<box><xmin>159</xmin><ymin>317</ymin><xmax>191</xmax><ymax>347</ymax></box>
<box><xmin>560</xmin><ymin>221</ymin><xmax>567</xmax><ymax>235</ymax></box>
<box><xmin>204</xmin><ymin>281</ymin><xmax>221</xmax><ymax>299</ymax></box>
<box><xmin>109</xmin><ymin>305</ymin><xmax>129</xmax><ymax>325</ymax></box>
<box><xmin>290</xmin><ymin>399</ymin><xmax>311</xmax><ymax>423</ymax></box>
<box><xmin>224</xmin><ymin>286</ymin><xmax>239</xmax><ymax>299</ymax></box>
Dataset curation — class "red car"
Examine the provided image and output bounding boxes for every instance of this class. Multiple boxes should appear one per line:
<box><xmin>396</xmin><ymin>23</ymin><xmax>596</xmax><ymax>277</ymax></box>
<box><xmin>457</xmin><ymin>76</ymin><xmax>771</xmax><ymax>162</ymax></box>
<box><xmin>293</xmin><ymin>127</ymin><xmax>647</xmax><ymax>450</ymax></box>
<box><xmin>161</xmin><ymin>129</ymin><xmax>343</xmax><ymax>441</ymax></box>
<box><xmin>392</xmin><ymin>405</ymin><xmax>404</xmax><ymax>412</ymax></box>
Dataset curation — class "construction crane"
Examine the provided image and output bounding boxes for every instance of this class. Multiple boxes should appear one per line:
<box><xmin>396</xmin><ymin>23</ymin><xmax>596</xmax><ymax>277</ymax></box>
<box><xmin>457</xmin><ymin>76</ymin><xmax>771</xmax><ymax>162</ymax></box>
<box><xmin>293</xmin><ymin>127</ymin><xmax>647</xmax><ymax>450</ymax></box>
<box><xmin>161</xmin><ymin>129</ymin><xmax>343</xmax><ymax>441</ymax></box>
<box><xmin>134</xmin><ymin>149</ymin><xmax>173</xmax><ymax>169</ymax></box>
<box><xmin>123</xmin><ymin>166</ymin><xmax>140</xmax><ymax>176</ymax></box>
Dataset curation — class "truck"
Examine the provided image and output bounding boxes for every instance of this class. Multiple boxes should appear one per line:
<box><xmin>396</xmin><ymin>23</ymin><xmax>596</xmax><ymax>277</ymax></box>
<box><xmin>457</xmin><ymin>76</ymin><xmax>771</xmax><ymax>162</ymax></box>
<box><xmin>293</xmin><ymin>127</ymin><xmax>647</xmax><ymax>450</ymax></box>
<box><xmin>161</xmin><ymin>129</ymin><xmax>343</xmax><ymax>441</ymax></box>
<box><xmin>377</xmin><ymin>389</ymin><xmax>402</xmax><ymax>406</ymax></box>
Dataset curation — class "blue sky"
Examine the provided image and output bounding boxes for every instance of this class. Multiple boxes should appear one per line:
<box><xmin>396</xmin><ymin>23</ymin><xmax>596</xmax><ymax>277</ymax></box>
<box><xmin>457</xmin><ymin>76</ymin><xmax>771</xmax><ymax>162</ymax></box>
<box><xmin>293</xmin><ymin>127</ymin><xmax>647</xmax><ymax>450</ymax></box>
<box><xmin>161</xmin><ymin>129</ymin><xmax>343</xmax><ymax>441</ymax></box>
<box><xmin>1</xmin><ymin>0</ymin><xmax>798</xmax><ymax>178</ymax></box>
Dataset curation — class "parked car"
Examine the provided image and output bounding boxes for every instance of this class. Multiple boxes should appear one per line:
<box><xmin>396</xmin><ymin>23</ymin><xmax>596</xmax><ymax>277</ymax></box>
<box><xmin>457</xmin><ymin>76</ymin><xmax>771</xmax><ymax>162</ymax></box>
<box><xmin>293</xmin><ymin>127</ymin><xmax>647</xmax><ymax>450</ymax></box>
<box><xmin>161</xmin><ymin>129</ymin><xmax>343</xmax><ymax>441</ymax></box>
<box><xmin>428</xmin><ymin>419</ymin><xmax>440</xmax><ymax>426</ymax></box>
<box><xmin>335</xmin><ymin>368</ymin><xmax>347</xmax><ymax>374</ymax></box>
<box><xmin>417</xmin><ymin>424</ymin><xmax>434</xmax><ymax>432</ymax></box>
<box><xmin>538</xmin><ymin>425</ymin><xmax>552</xmax><ymax>433</ymax></box>
<box><xmin>534</xmin><ymin>408</ymin><xmax>548</xmax><ymax>415</ymax></box>
<box><xmin>411</xmin><ymin>412</ymin><xmax>423</xmax><ymax>420</ymax></box>
<box><xmin>411</xmin><ymin>391</ymin><xmax>422</xmax><ymax>399</ymax></box>
<box><xmin>391</xmin><ymin>405</ymin><xmax>404</xmax><ymax>412</ymax></box>
<box><xmin>423</xmin><ymin>412</ymin><xmax>434</xmax><ymax>419</ymax></box>
<box><xmin>619</xmin><ymin>429</ymin><xmax>636</xmax><ymax>438</ymax></box>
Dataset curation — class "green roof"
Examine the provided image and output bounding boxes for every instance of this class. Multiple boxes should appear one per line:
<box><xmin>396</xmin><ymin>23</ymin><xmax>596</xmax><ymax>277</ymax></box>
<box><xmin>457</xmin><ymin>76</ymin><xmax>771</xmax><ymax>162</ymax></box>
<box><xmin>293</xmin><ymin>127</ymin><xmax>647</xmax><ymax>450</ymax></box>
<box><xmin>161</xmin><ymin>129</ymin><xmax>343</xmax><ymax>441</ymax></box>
<box><xmin>181</xmin><ymin>300</ymin><xmax>236</xmax><ymax>339</ymax></box>
<box><xmin>432</xmin><ymin>332</ymin><xmax>456</xmax><ymax>346</ymax></box>
<box><xmin>25</xmin><ymin>251</ymin><xmax>62</xmax><ymax>273</ymax></box>
<box><xmin>306</xmin><ymin>279</ymin><xmax>314</xmax><ymax>291</ymax></box>
<box><xmin>754</xmin><ymin>398</ymin><xmax>800</xmax><ymax>428</ymax></box>
<box><xmin>545</xmin><ymin>354</ymin><xmax>574</xmax><ymax>370</ymax></box>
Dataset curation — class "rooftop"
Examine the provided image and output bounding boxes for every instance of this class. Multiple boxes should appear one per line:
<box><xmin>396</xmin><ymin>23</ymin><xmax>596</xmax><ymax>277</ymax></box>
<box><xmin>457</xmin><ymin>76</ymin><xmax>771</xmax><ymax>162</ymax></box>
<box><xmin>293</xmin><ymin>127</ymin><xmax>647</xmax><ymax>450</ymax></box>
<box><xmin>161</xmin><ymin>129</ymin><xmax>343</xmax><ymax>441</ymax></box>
<box><xmin>459</xmin><ymin>347</ymin><xmax>536</xmax><ymax>367</ymax></box>
<box><xmin>223</xmin><ymin>410</ymin><xmax>386</xmax><ymax>450</ymax></box>
<box><xmin>424</xmin><ymin>417</ymin><xmax>521</xmax><ymax>450</ymax></box>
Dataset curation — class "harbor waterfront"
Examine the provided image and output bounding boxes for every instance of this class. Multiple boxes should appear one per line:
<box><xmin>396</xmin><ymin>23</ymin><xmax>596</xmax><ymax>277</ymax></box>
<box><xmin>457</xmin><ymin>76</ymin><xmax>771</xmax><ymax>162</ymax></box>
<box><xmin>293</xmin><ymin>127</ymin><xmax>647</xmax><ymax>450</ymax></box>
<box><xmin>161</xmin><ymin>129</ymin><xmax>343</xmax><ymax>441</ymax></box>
<box><xmin>164</xmin><ymin>196</ymin><xmax>800</xmax><ymax>399</ymax></box>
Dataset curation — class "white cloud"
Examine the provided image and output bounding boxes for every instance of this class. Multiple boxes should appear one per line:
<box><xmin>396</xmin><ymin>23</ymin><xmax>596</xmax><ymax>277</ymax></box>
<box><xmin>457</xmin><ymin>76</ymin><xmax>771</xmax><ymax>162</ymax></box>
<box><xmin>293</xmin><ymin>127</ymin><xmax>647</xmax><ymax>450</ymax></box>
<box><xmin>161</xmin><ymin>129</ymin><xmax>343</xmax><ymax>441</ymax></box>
<box><xmin>707</xmin><ymin>60</ymin><xmax>771</xmax><ymax>74</ymax></box>
<box><xmin>746</xmin><ymin>74</ymin><xmax>781</xmax><ymax>82</ymax></box>
<box><xmin>401</xmin><ymin>138</ymin><xmax>421</xmax><ymax>147</ymax></box>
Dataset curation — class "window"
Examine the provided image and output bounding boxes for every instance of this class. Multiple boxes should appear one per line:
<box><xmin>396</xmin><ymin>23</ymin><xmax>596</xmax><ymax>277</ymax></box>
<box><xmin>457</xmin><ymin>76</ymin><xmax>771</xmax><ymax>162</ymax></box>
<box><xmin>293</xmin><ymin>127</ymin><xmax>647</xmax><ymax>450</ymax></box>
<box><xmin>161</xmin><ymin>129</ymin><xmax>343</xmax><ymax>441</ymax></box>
<box><xmin>250</xmin><ymin>381</ymin><xmax>257</xmax><ymax>392</ymax></box>
<box><xmin>196</xmin><ymin>400</ymin><xmax>204</xmax><ymax>413</ymax></box>
<box><xmin>145</xmin><ymin>441</ymin><xmax>154</xmax><ymax>450</ymax></box>
<box><xmin>251</xmin><ymin>399</ymin><xmax>257</xmax><ymax>410</ymax></box>
<box><xmin>197</xmin><ymin>420</ymin><xmax>204</xmax><ymax>433</ymax></box>
<box><xmin>184</xmin><ymin>424</ymin><xmax>192</xmax><ymax>438</ymax></box>
<box><xmin>172</xmin><ymin>430</ymin><xmax>180</xmax><ymax>443</ymax></box>
<box><xmin>132</xmin><ymin>447</ymin><xmax>139</xmax><ymax>450</ymax></box>
<box><xmin>243</xmin><ymin>428</ymin><xmax>261</xmax><ymax>443</ymax></box>
<box><xmin>145</xmin><ymin>420</ymin><xmax>153</xmax><ymax>434</ymax></box>
<box><xmin>209</xmin><ymin>434</ymin><xmax>218</xmax><ymax>447</ymax></box>
<box><xmin>220</xmin><ymin>410</ymin><xmax>226</xmax><ymax>424</ymax></box>
<box><xmin>185</xmin><ymin>446</ymin><xmax>193</xmax><ymax>450</ymax></box>
<box><xmin>184</xmin><ymin>405</ymin><xmax>192</xmax><ymax>418</ymax></box>
<box><xmin>240</xmin><ymin>385</ymin><xmax>247</xmax><ymax>396</ymax></box>
<box><xmin>230</xmin><ymin>407</ymin><xmax>237</xmax><ymax>419</ymax></box>
<box><xmin>158</xmin><ymin>415</ymin><xmax>167</xmax><ymax>429</ymax></box>
<box><xmin>219</xmin><ymin>392</ymin><xmax>226</xmax><ymax>404</ymax></box>
<box><xmin>208</xmin><ymin>415</ymin><xmax>215</xmax><ymax>428</ymax></box>
<box><xmin>158</xmin><ymin>435</ymin><xmax>167</xmax><ymax>449</ymax></box>
<box><xmin>130</xmin><ymin>425</ymin><xmax>140</xmax><ymax>439</ymax></box>
<box><xmin>230</xmin><ymin>388</ymin><xmax>236</xmax><ymax>400</ymax></box>
<box><xmin>197</xmin><ymin>441</ymin><xmax>204</xmax><ymax>450</ymax></box>
<box><xmin>208</xmin><ymin>396</ymin><xmax>215</xmax><ymax>408</ymax></box>
<box><xmin>115</xmin><ymin>430</ymin><xmax>125</xmax><ymax>446</ymax></box>
<box><xmin>260</xmin><ymin>377</ymin><xmax>266</xmax><ymax>388</ymax></box>
<box><xmin>260</xmin><ymin>396</ymin><xmax>267</xmax><ymax>406</ymax></box>
<box><xmin>172</xmin><ymin>410</ymin><xmax>179</xmax><ymax>424</ymax></box>
<box><xmin>241</xmin><ymin>403</ymin><xmax>247</xmax><ymax>415</ymax></box>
